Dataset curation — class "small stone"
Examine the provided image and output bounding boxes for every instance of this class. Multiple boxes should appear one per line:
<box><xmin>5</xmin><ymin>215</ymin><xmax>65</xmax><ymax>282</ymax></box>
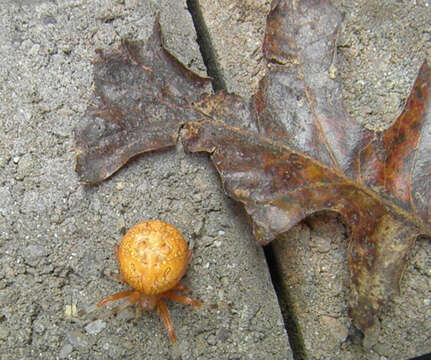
<box><xmin>366</xmin><ymin>351</ymin><xmax>381</xmax><ymax>360</ymax></box>
<box><xmin>372</xmin><ymin>342</ymin><xmax>392</xmax><ymax>357</ymax></box>
<box><xmin>101</xmin><ymin>341</ymin><xmax>124</xmax><ymax>359</ymax></box>
<box><xmin>22</xmin><ymin>244</ymin><xmax>48</xmax><ymax>266</ymax></box>
<box><xmin>115</xmin><ymin>182</ymin><xmax>125</xmax><ymax>190</ymax></box>
<box><xmin>16</xmin><ymin>154</ymin><xmax>34</xmax><ymax>180</ymax></box>
<box><xmin>21</xmin><ymin>39</ymin><xmax>33</xmax><ymax>51</ymax></box>
<box><xmin>116</xmin><ymin>307</ymin><xmax>134</xmax><ymax>322</ymax></box>
<box><xmin>123</xmin><ymin>341</ymin><xmax>134</xmax><ymax>350</ymax></box>
<box><xmin>217</xmin><ymin>327</ymin><xmax>230</xmax><ymax>342</ymax></box>
<box><xmin>207</xmin><ymin>334</ymin><xmax>217</xmax><ymax>346</ymax></box>
<box><xmin>319</xmin><ymin>315</ymin><xmax>348</xmax><ymax>342</ymax></box>
<box><xmin>42</xmin><ymin>15</ymin><xmax>57</xmax><ymax>25</ymax></box>
<box><xmin>29</xmin><ymin>44</ymin><xmax>40</xmax><ymax>56</ymax></box>
<box><xmin>0</xmin><ymin>326</ymin><xmax>9</xmax><ymax>340</ymax></box>
<box><xmin>59</xmin><ymin>343</ymin><xmax>73</xmax><ymax>358</ymax></box>
<box><xmin>25</xmin><ymin>244</ymin><xmax>47</xmax><ymax>258</ymax></box>
<box><xmin>310</xmin><ymin>235</ymin><xmax>331</xmax><ymax>253</ymax></box>
<box><xmin>66</xmin><ymin>330</ymin><xmax>89</xmax><ymax>349</ymax></box>
<box><xmin>33</xmin><ymin>318</ymin><xmax>46</xmax><ymax>335</ymax></box>
<box><xmin>85</xmin><ymin>319</ymin><xmax>106</xmax><ymax>335</ymax></box>
<box><xmin>0</xmin><ymin>156</ymin><xmax>7</xmax><ymax>168</ymax></box>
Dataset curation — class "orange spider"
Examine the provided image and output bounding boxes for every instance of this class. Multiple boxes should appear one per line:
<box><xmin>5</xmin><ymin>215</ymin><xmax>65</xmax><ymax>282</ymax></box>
<box><xmin>98</xmin><ymin>220</ymin><xmax>201</xmax><ymax>343</ymax></box>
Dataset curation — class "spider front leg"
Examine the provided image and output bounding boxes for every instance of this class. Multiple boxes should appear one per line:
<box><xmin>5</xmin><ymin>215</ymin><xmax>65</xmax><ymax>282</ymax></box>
<box><xmin>157</xmin><ymin>299</ymin><xmax>176</xmax><ymax>344</ymax></box>
<box><xmin>162</xmin><ymin>291</ymin><xmax>201</xmax><ymax>307</ymax></box>
<box><xmin>169</xmin><ymin>283</ymin><xmax>191</xmax><ymax>293</ymax></box>
<box><xmin>97</xmin><ymin>290</ymin><xmax>135</xmax><ymax>307</ymax></box>
<box><xmin>97</xmin><ymin>290</ymin><xmax>141</xmax><ymax>320</ymax></box>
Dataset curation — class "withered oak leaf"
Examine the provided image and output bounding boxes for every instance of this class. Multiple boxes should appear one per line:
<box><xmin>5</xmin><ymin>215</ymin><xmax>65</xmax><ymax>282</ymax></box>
<box><xmin>74</xmin><ymin>0</ymin><xmax>431</xmax><ymax>337</ymax></box>
<box><xmin>73</xmin><ymin>18</ymin><xmax>211</xmax><ymax>184</ymax></box>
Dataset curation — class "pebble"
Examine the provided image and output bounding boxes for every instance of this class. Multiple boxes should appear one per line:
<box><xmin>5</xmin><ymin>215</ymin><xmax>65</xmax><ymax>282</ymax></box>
<box><xmin>66</xmin><ymin>330</ymin><xmax>89</xmax><ymax>349</ymax></box>
<box><xmin>217</xmin><ymin>327</ymin><xmax>230</xmax><ymax>342</ymax></box>
<box><xmin>0</xmin><ymin>156</ymin><xmax>7</xmax><ymax>168</ymax></box>
<box><xmin>207</xmin><ymin>334</ymin><xmax>217</xmax><ymax>346</ymax></box>
<box><xmin>85</xmin><ymin>319</ymin><xmax>107</xmax><ymax>335</ymax></box>
<box><xmin>116</xmin><ymin>307</ymin><xmax>135</xmax><ymax>322</ymax></box>
<box><xmin>319</xmin><ymin>315</ymin><xmax>348</xmax><ymax>342</ymax></box>
<box><xmin>29</xmin><ymin>43</ymin><xmax>40</xmax><ymax>56</ymax></box>
<box><xmin>311</xmin><ymin>235</ymin><xmax>331</xmax><ymax>253</ymax></box>
<box><xmin>23</xmin><ymin>244</ymin><xmax>48</xmax><ymax>266</ymax></box>
<box><xmin>59</xmin><ymin>343</ymin><xmax>73</xmax><ymax>359</ymax></box>
<box><xmin>373</xmin><ymin>342</ymin><xmax>392</xmax><ymax>357</ymax></box>
<box><xmin>101</xmin><ymin>341</ymin><xmax>124</xmax><ymax>359</ymax></box>
<box><xmin>24</xmin><ymin>244</ymin><xmax>47</xmax><ymax>259</ymax></box>
<box><xmin>16</xmin><ymin>154</ymin><xmax>34</xmax><ymax>180</ymax></box>
<box><xmin>115</xmin><ymin>182</ymin><xmax>125</xmax><ymax>190</ymax></box>
<box><xmin>0</xmin><ymin>326</ymin><xmax>9</xmax><ymax>340</ymax></box>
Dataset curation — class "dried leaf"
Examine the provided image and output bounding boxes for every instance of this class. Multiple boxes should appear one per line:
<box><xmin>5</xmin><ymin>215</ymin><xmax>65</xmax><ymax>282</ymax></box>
<box><xmin>73</xmin><ymin>19</ymin><xmax>211</xmax><ymax>183</ymax></box>
<box><xmin>74</xmin><ymin>1</ymin><xmax>431</xmax><ymax>336</ymax></box>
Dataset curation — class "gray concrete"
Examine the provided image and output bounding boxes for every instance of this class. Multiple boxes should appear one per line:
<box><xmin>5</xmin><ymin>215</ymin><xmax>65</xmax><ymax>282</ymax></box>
<box><xmin>1</xmin><ymin>0</ymin><xmax>430</xmax><ymax>359</ymax></box>
<box><xmin>0</xmin><ymin>1</ymin><xmax>291</xmax><ymax>359</ymax></box>
<box><xmin>197</xmin><ymin>0</ymin><xmax>271</xmax><ymax>100</ymax></box>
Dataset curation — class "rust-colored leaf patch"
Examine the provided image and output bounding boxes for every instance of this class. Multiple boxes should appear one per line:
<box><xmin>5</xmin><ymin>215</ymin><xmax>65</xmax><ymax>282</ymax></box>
<box><xmin>74</xmin><ymin>0</ymin><xmax>431</xmax><ymax>337</ymax></box>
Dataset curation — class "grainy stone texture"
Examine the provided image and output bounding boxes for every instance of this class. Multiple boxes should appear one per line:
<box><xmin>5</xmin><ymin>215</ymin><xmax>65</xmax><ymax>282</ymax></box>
<box><xmin>332</xmin><ymin>0</ymin><xmax>431</xmax><ymax>131</ymax></box>
<box><xmin>197</xmin><ymin>0</ymin><xmax>271</xmax><ymax>99</ymax></box>
<box><xmin>1</xmin><ymin>0</ymin><xmax>431</xmax><ymax>359</ymax></box>
<box><xmin>0</xmin><ymin>0</ymin><xmax>291</xmax><ymax>359</ymax></box>
<box><xmin>197</xmin><ymin>0</ymin><xmax>431</xmax><ymax>359</ymax></box>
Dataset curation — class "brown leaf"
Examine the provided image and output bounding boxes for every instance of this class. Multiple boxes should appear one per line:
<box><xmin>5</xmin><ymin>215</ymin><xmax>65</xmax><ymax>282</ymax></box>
<box><xmin>73</xmin><ymin>19</ymin><xmax>211</xmax><ymax>183</ymax></box>
<box><xmin>184</xmin><ymin>0</ymin><xmax>431</xmax><ymax>335</ymax></box>
<box><xmin>73</xmin><ymin>1</ymin><xmax>431</xmax><ymax>337</ymax></box>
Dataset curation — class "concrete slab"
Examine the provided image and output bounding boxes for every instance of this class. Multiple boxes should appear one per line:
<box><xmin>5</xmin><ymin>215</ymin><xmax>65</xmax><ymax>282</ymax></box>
<box><xmin>0</xmin><ymin>0</ymin><xmax>292</xmax><ymax>359</ymax></box>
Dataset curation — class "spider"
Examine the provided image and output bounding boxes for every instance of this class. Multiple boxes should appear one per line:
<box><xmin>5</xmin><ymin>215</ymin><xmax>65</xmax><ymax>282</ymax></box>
<box><xmin>98</xmin><ymin>220</ymin><xmax>201</xmax><ymax>343</ymax></box>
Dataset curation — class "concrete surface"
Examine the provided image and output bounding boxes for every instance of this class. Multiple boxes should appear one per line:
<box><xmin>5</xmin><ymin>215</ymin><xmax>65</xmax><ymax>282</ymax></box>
<box><xmin>1</xmin><ymin>0</ymin><xmax>430</xmax><ymax>359</ymax></box>
<box><xmin>0</xmin><ymin>0</ymin><xmax>291</xmax><ymax>359</ymax></box>
<box><xmin>196</xmin><ymin>0</ymin><xmax>271</xmax><ymax>99</ymax></box>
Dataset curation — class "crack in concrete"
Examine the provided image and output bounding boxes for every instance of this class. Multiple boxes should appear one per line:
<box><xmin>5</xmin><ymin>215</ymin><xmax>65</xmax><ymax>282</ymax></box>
<box><xmin>186</xmin><ymin>0</ymin><xmax>227</xmax><ymax>92</ymax></box>
<box><xmin>185</xmin><ymin>1</ymin><xmax>303</xmax><ymax>358</ymax></box>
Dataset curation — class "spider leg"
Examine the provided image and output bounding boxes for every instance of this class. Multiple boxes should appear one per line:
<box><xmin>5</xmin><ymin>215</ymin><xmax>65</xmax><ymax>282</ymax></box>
<box><xmin>109</xmin><ymin>291</ymin><xmax>140</xmax><ymax>315</ymax></box>
<box><xmin>169</xmin><ymin>283</ymin><xmax>191</xmax><ymax>293</ymax></box>
<box><xmin>97</xmin><ymin>290</ymin><xmax>135</xmax><ymax>307</ymax></box>
<box><xmin>157</xmin><ymin>299</ymin><xmax>176</xmax><ymax>344</ymax></box>
<box><xmin>162</xmin><ymin>292</ymin><xmax>201</xmax><ymax>307</ymax></box>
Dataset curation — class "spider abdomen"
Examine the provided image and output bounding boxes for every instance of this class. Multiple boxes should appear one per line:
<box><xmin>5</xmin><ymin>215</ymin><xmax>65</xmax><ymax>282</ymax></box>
<box><xmin>116</xmin><ymin>220</ymin><xmax>189</xmax><ymax>295</ymax></box>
